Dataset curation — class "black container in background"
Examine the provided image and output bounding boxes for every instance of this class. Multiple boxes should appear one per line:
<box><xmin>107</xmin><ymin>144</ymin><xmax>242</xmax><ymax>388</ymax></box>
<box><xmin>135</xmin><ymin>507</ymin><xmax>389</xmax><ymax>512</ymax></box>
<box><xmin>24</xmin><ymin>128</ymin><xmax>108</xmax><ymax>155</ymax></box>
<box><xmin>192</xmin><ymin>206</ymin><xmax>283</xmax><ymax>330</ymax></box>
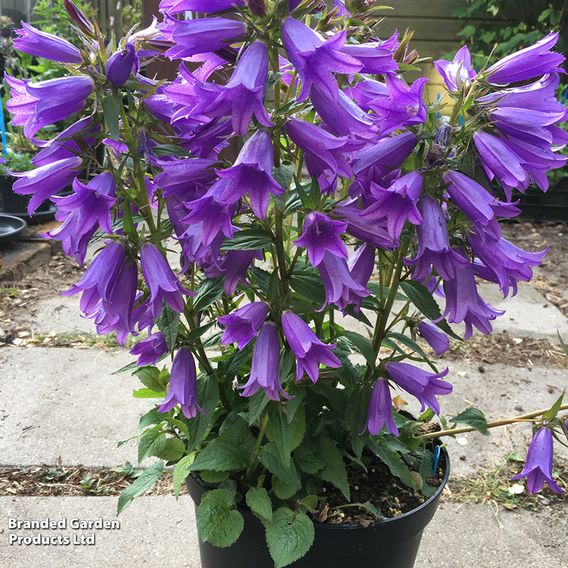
<box><xmin>186</xmin><ymin>449</ymin><xmax>450</xmax><ymax>568</ymax></box>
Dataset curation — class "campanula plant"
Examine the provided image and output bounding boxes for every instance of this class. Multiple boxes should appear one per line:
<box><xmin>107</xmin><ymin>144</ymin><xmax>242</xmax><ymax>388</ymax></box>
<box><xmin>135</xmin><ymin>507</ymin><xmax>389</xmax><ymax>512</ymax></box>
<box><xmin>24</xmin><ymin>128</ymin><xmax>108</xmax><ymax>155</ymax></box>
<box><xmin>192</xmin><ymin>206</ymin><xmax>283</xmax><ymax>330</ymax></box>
<box><xmin>6</xmin><ymin>1</ymin><xmax>568</xmax><ymax>566</ymax></box>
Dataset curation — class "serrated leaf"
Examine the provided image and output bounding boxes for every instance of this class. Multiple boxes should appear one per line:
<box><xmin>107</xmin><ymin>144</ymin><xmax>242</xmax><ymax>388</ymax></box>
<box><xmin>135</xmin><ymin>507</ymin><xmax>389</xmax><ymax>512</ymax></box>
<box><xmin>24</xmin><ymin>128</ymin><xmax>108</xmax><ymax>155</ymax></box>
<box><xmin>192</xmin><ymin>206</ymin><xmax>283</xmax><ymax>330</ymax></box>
<box><xmin>259</xmin><ymin>443</ymin><xmax>300</xmax><ymax>486</ymax></box>
<box><xmin>157</xmin><ymin>304</ymin><xmax>180</xmax><ymax>352</ymax></box>
<box><xmin>117</xmin><ymin>461</ymin><xmax>163</xmax><ymax>514</ymax></box>
<box><xmin>190</xmin><ymin>438</ymin><xmax>247</xmax><ymax>472</ymax></box>
<box><xmin>138</xmin><ymin>429</ymin><xmax>167</xmax><ymax>463</ymax></box>
<box><xmin>542</xmin><ymin>392</ymin><xmax>565</xmax><ymax>421</ymax></box>
<box><xmin>294</xmin><ymin>440</ymin><xmax>325</xmax><ymax>474</ymax></box>
<box><xmin>266</xmin><ymin>405</ymin><xmax>306</xmax><ymax>466</ymax></box>
<box><xmin>134</xmin><ymin>366</ymin><xmax>163</xmax><ymax>392</ymax></box>
<box><xmin>266</xmin><ymin>508</ymin><xmax>315</xmax><ymax>568</ymax></box>
<box><xmin>318</xmin><ymin>438</ymin><xmax>350</xmax><ymax>500</ymax></box>
<box><xmin>196</xmin><ymin>489</ymin><xmax>244</xmax><ymax>548</ymax></box>
<box><xmin>273</xmin><ymin>475</ymin><xmax>301</xmax><ymax>500</ymax></box>
<box><xmin>246</xmin><ymin>487</ymin><xmax>273</xmax><ymax>522</ymax></box>
<box><xmin>154</xmin><ymin>437</ymin><xmax>186</xmax><ymax>462</ymax></box>
<box><xmin>341</xmin><ymin>330</ymin><xmax>376</xmax><ymax>367</ymax></box>
<box><xmin>248</xmin><ymin>390</ymin><xmax>270</xmax><ymax>425</ymax></box>
<box><xmin>192</xmin><ymin>277</ymin><xmax>224</xmax><ymax>313</ymax></box>
<box><xmin>221</xmin><ymin>229</ymin><xmax>273</xmax><ymax>251</ymax></box>
<box><xmin>289</xmin><ymin>270</ymin><xmax>326</xmax><ymax>305</ymax></box>
<box><xmin>102</xmin><ymin>94</ymin><xmax>120</xmax><ymax>140</ymax></box>
<box><xmin>451</xmin><ymin>407</ymin><xmax>489</xmax><ymax>435</ymax></box>
<box><xmin>200</xmin><ymin>470</ymin><xmax>230</xmax><ymax>484</ymax></box>
<box><xmin>189</xmin><ymin>377</ymin><xmax>219</xmax><ymax>449</ymax></box>
<box><xmin>368</xmin><ymin>439</ymin><xmax>416</xmax><ymax>489</ymax></box>
<box><xmin>173</xmin><ymin>453</ymin><xmax>195</xmax><ymax>497</ymax></box>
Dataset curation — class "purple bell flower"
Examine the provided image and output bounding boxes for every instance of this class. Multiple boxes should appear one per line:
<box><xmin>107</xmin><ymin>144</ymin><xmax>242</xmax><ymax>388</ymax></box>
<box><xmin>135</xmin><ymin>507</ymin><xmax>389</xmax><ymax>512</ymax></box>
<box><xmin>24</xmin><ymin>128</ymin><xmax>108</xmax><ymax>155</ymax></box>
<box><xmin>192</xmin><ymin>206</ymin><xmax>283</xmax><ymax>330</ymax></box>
<box><xmin>218</xmin><ymin>302</ymin><xmax>269</xmax><ymax>349</ymax></box>
<box><xmin>130</xmin><ymin>332</ymin><xmax>168</xmax><ymax>367</ymax></box>
<box><xmin>407</xmin><ymin>195</ymin><xmax>461</xmax><ymax>281</ymax></box>
<box><xmin>217</xmin><ymin>130</ymin><xmax>284</xmax><ymax>219</ymax></box>
<box><xmin>161</xmin><ymin>16</ymin><xmax>246</xmax><ymax>60</ymax></box>
<box><xmin>318</xmin><ymin>251</ymin><xmax>370</xmax><ymax>313</ymax></box>
<box><xmin>48</xmin><ymin>173</ymin><xmax>116</xmax><ymax>264</ymax></box>
<box><xmin>434</xmin><ymin>45</ymin><xmax>476</xmax><ymax>91</ymax></box>
<box><xmin>64</xmin><ymin>0</ymin><xmax>95</xmax><ymax>35</ymax></box>
<box><xmin>158</xmin><ymin>347</ymin><xmax>204</xmax><ymax>419</ymax></box>
<box><xmin>206</xmin><ymin>249</ymin><xmax>263</xmax><ymax>295</ymax></box>
<box><xmin>282</xmin><ymin>17</ymin><xmax>361</xmax><ymax>102</ymax></box>
<box><xmin>241</xmin><ymin>322</ymin><xmax>289</xmax><ymax>401</ymax></box>
<box><xmin>285</xmin><ymin>118</ymin><xmax>351</xmax><ymax>193</ymax></box>
<box><xmin>192</xmin><ymin>41</ymin><xmax>272</xmax><ymax>135</ymax></box>
<box><xmin>443</xmin><ymin>171</ymin><xmax>520</xmax><ymax>238</ymax></box>
<box><xmin>160</xmin><ymin>0</ymin><xmax>245</xmax><ymax>13</ymax></box>
<box><xmin>361</xmin><ymin>172</ymin><xmax>423</xmax><ymax>241</ymax></box>
<box><xmin>106</xmin><ymin>43</ymin><xmax>138</xmax><ymax>86</ymax></box>
<box><xmin>14</xmin><ymin>22</ymin><xmax>82</xmax><ymax>63</ymax></box>
<box><xmin>140</xmin><ymin>243</ymin><xmax>193</xmax><ymax>317</ymax></box>
<box><xmin>335</xmin><ymin>200</ymin><xmax>395</xmax><ymax>249</ymax></box>
<box><xmin>341</xmin><ymin>33</ymin><xmax>398</xmax><ymax>75</ymax></box>
<box><xmin>386</xmin><ymin>361</ymin><xmax>452</xmax><ymax>415</ymax></box>
<box><xmin>154</xmin><ymin>157</ymin><xmax>216</xmax><ymax>200</ymax></box>
<box><xmin>11</xmin><ymin>156</ymin><xmax>82</xmax><ymax>215</ymax></box>
<box><xmin>513</xmin><ymin>428</ymin><xmax>563</xmax><ymax>494</ymax></box>
<box><xmin>367</xmin><ymin>379</ymin><xmax>398</xmax><ymax>436</ymax></box>
<box><xmin>441</xmin><ymin>256</ymin><xmax>503</xmax><ymax>339</ymax></box>
<box><xmin>295</xmin><ymin>211</ymin><xmax>348</xmax><ymax>267</ymax></box>
<box><xmin>418</xmin><ymin>321</ymin><xmax>449</xmax><ymax>357</ymax></box>
<box><xmin>485</xmin><ymin>32</ymin><xmax>564</xmax><ymax>85</ymax></box>
<box><xmin>281</xmin><ymin>310</ymin><xmax>341</xmax><ymax>383</ymax></box>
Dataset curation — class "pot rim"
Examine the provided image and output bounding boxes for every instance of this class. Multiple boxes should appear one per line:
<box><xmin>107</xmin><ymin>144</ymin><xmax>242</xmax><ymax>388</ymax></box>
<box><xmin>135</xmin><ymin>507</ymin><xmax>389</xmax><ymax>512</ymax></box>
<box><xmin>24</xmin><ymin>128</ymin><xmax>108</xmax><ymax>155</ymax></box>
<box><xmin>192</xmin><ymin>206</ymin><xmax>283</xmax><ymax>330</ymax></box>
<box><xmin>190</xmin><ymin>445</ymin><xmax>450</xmax><ymax>531</ymax></box>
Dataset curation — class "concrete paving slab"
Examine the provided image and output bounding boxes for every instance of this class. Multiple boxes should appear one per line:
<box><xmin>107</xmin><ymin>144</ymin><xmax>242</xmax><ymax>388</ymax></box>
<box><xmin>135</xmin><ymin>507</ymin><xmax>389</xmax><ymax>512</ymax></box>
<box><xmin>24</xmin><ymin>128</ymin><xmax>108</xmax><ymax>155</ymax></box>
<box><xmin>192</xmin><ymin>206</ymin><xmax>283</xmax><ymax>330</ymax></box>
<box><xmin>27</xmin><ymin>296</ymin><xmax>95</xmax><ymax>336</ymax></box>
<box><xmin>0</xmin><ymin>496</ymin><xmax>565</xmax><ymax>568</ymax></box>
<box><xmin>0</xmin><ymin>347</ymin><xmax>150</xmax><ymax>467</ymax></box>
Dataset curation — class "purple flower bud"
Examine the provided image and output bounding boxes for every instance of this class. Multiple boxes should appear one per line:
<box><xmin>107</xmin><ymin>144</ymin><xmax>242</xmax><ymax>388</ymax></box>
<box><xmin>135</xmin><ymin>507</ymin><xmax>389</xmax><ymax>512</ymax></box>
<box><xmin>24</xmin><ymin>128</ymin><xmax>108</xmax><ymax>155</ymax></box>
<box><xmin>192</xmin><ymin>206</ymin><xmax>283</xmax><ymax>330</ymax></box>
<box><xmin>140</xmin><ymin>243</ymin><xmax>193</xmax><ymax>317</ymax></box>
<box><xmin>386</xmin><ymin>361</ymin><xmax>452</xmax><ymax>415</ymax></box>
<box><xmin>218</xmin><ymin>302</ymin><xmax>269</xmax><ymax>349</ymax></box>
<box><xmin>418</xmin><ymin>321</ymin><xmax>449</xmax><ymax>357</ymax></box>
<box><xmin>513</xmin><ymin>428</ymin><xmax>563</xmax><ymax>494</ymax></box>
<box><xmin>295</xmin><ymin>211</ymin><xmax>348</xmax><ymax>267</ymax></box>
<box><xmin>241</xmin><ymin>322</ymin><xmax>289</xmax><ymax>401</ymax></box>
<box><xmin>14</xmin><ymin>22</ymin><xmax>82</xmax><ymax>64</ymax></box>
<box><xmin>11</xmin><ymin>156</ymin><xmax>82</xmax><ymax>215</ymax></box>
<box><xmin>160</xmin><ymin>0</ymin><xmax>245</xmax><ymax>13</ymax></box>
<box><xmin>434</xmin><ymin>46</ymin><xmax>476</xmax><ymax>91</ymax></box>
<box><xmin>64</xmin><ymin>0</ymin><xmax>95</xmax><ymax>35</ymax></box>
<box><xmin>485</xmin><ymin>32</ymin><xmax>564</xmax><ymax>85</ymax></box>
<box><xmin>106</xmin><ymin>43</ymin><xmax>138</xmax><ymax>87</ymax></box>
<box><xmin>206</xmin><ymin>249</ymin><xmax>263</xmax><ymax>295</ymax></box>
<box><xmin>367</xmin><ymin>379</ymin><xmax>398</xmax><ymax>436</ymax></box>
<box><xmin>281</xmin><ymin>310</ymin><xmax>341</xmax><ymax>383</ymax></box>
<box><xmin>248</xmin><ymin>0</ymin><xmax>266</xmax><ymax>16</ymax></box>
<box><xmin>158</xmin><ymin>348</ymin><xmax>204</xmax><ymax>419</ymax></box>
<box><xmin>130</xmin><ymin>332</ymin><xmax>168</xmax><ymax>367</ymax></box>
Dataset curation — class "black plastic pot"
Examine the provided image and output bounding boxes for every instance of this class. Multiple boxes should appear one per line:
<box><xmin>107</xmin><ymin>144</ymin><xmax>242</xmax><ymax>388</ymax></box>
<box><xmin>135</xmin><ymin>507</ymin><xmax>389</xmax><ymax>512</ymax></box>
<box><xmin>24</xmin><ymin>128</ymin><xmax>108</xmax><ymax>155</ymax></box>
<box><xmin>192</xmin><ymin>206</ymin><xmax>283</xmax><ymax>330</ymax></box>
<box><xmin>186</xmin><ymin>448</ymin><xmax>450</xmax><ymax>568</ymax></box>
<box><xmin>0</xmin><ymin>174</ymin><xmax>54</xmax><ymax>224</ymax></box>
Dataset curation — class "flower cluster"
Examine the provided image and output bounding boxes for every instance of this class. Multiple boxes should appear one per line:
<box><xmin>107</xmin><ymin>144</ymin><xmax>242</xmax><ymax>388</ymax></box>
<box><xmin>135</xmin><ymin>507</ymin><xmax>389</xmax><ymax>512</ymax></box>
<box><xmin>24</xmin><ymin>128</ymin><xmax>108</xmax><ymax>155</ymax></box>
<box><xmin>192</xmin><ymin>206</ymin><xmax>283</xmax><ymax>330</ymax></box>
<box><xmin>6</xmin><ymin>1</ymin><xmax>566</xmax><ymax>563</ymax></box>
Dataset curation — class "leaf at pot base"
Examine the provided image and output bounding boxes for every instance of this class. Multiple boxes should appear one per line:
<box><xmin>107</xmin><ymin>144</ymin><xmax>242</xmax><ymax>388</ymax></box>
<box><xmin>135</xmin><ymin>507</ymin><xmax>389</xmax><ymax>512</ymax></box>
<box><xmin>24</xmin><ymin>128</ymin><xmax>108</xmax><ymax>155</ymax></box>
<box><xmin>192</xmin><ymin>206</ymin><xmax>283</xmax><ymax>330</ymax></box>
<box><xmin>196</xmin><ymin>489</ymin><xmax>244</xmax><ymax>548</ymax></box>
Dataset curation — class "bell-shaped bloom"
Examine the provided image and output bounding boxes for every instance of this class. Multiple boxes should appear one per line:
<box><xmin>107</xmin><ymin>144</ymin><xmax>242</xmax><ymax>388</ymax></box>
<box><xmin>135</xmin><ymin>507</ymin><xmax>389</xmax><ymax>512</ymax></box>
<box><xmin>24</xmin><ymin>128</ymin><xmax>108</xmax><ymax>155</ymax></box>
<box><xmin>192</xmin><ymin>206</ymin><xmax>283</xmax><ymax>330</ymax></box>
<box><xmin>206</xmin><ymin>249</ymin><xmax>263</xmax><ymax>295</ymax></box>
<box><xmin>367</xmin><ymin>379</ymin><xmax>398</xmax><ymax>436</ymax></box>
<box><xmin>11</xmin><ymin>156</ymin><xmax>82</xmax><ymax>215</ymax></box>
<box><xmin>48</xmin><ymin>173</ymin><xmax>116</xmax><ymax>264</ymax></box>
<box><xmin>282</xmin><ymin>17</ymin><xmax>361</xmax><ymax>102</ymax></box>
<box><xmin>140</xmin><ymin>243</ymin><xmax>193</xmax><ymax>317</ymax></box>
<box><xmin>217</xmin><ymin>130</ymin><xmax>284</xmax><ymax>219</ymax></box>
<box><xmin>158</xmin><ymin>348</ymin><xmax>204</xmax><ymax>419</ymax></box>
<box><xmin>218</xmin><ymin>302</ymin><xmax>269</xmax><ymax>349</ymax></box>
<box><xmin>341</xmin><ymin>33</ymin><xmax>398</xmax><ymax>75</ymax></box>
<box><xmin>335</xmin><ymin>200</ymin><xmax>395</xmax><ymax>249</ymax></box>
<box><xmin>281</xmin><ymin>310</ymin><xmax>341</xmax><ymax>383</ymax></box>
<box><xmin>130</xmin><ymin>332</ymin><xmax>168</xmax><ymax>367</ymax></box>
<box><xmin>473</xmin><ymin>131</ymin><xmax>529</xmax><ymax>197</ymax></box>
<box><xmin>192</xmin><ymin>41</ymin><xmax>272</xmax><ymax>135</ymax></box>
<box><xmin>361</xmin><ymin>172</ymin><xmax>423</xmax><ymax>241</ymax></box>
<box><xmin>386</xmin><ymin>361</ymin><xmax>452</xmax><ymax>414</ymax></box>
<box><xmin>485</xmin><ymin>32</ymin><xmax>564</xmax><ymax>85</ymax></box>
<box><xmin>6</xmin><ymin>74</ymin><xmax>93</xmax><ymax>139</ymax></box>
<box><xmin>161</xmin><ymin>16</ymin><xmax>246</xmax><ymax>60</ymax></box>
<box><xmin>63</xmin><ymin>241</ymin><xmax>138</xmax><ymax>343</ymax></box>
<box><xmin>14</xmin><ymin>22</ymin><xmax>82</xmax><ymax>63</ymax></box>
<box><xmin>241</xmin><ymin>322</ymin><xmax>289</xmax><ymax>401</ymax></box>
<box><xmin>418</xmin><ymin>321</ymin><xmax>449</xmax><ymax>357</ymax></box>
<box><xmin>444</xmin><ymin>171</ymin><xmax>520</xmax><ymax>238</ymax></box>
<box><xmin>468</xmin><ymin>231</ymin><xmax>547</xmax><ymax>298</ymax></box>
<box><xmin>441</xmin><ymin>256</ymin><xmax>503</xmax><ymax>339</ymax></box>
<box><xmin>513</xmin><ymin>428</ymin><xmax>563</xmax><ymax>494</ymax></box>
<box><xmin>160</xmin><ymin>0</ymin><xmax>245</xmax><ymax>13</ymax></box>
<box><xmin>154</xmin><ymin>157</ymin><xmax>216</xmax><ymax>200</ymax></box>
<box><xmin>182</xmin><ymin>180</ymin><xmax>238</xmax><ymax>247</ymax></box>
<box><xmin>64</xmin><ymin>0</ymin><xmax>95</xmax><ymax>34</ymax></box>
<box><xmin>407</xmin><ymin>196</ymin><xmax>461</xmax><ymax>281</ymax></box>
<box><xmin>295</xmin><ymin>211</ymin><xmax>348</xmax><ymax>267</ymax></box>
<box><xmin>106</xmin><ymin>43</ymin><xmax>138</xmax><ymax>86</ymax></box>
<box><xmin>285</xmin><ymin>118</ymin><xmax>351</xmax><ymax>193</ymax></box>
<box><xmin>318</xmin><ymin>251</ymin><xmax>370</xmax><ymax>313</ymax></box>
<box><xmin>434</xmin><ymin>45</ymin><xmax>476</xmax><ymax>91</ymax></box>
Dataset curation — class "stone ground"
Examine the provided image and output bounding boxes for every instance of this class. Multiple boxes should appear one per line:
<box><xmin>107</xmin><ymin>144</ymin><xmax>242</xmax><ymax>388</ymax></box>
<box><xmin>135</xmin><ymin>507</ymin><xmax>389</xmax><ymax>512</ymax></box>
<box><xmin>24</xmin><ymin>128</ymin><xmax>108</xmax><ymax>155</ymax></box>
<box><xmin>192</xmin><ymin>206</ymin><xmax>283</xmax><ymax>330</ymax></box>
<box><xmin>0</xmin><ymin>220</ymin><xmax>567</xmax><ymax>567</ymax></box>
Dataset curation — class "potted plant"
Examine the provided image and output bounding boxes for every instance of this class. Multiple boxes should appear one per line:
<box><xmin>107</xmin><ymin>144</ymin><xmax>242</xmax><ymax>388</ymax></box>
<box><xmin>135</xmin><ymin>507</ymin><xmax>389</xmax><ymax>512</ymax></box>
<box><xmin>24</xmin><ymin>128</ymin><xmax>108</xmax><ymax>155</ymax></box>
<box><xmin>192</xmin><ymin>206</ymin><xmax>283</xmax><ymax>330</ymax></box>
<box><xmin>5</xmin><ymin>1</ymin><xmax>567</xmax><ymax>566</ymax></box>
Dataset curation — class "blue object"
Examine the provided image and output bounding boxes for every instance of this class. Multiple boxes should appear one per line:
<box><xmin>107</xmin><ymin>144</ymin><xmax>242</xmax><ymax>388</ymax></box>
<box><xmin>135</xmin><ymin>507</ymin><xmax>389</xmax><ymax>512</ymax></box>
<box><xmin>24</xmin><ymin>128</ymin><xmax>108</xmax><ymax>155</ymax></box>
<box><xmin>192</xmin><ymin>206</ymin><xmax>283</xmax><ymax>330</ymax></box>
<box><xmin>0</xmin><ymin>92</ymin><xmax>7</xmax><ymax>157</ymax></box>
<box><xmin>432</xmin><ymin>445</ymin><xmax>441</xmax><ymax>474</ymax></box>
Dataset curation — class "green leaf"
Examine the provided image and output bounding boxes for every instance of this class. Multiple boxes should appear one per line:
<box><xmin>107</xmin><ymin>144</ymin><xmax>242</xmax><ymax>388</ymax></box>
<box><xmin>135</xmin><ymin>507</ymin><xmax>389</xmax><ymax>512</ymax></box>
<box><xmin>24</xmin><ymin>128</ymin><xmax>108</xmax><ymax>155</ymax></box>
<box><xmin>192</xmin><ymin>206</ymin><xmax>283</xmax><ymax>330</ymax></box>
<box><xmin>221</xmin><ymin>229</ymin><xmax>273</xmax><ymax>251</ymax></box>
<box><xmin>102</xmin><ymin>94</ymin><xmax>120</xmax><ymax>140</ymax></box>
<box><xmin>246</xmin><ymin>487</ymin><xmax>273</xmax><ymax>523</ymax></box>
<box><xmin>451</xmin><ymin>407</ymin><xmax>489</xmax><ymax>436</ymax></box>
<box><xmin>132</xmin><ymin>387</ymin><xmax>163</xmax><ymax>398</ymax></box>
<box><xmin>259</xmin><ymin>443</ymin><xmax>301</xmax><ymax>486</ymax></box>
<box><xmin>273</xmin><ymin>163</ymin><xmax>295</xmax><ymax>192</ymax></box>
<box><xmin>248</xmin><ymin>390</ymin><xmax>270</xmax><ymax>425</ymax></box>
<box><xmin>542</xmin><ymin>392</ymin><xmax>565</xmax><ymax>421</ymax></box>
<box><xmin>368</xmin><ymin>440</ymin><xmax>416</xmax><ymax>489</ymax></box>
<box><xmin>154</xmin><ymin>437</ymin><xmax>186</xmax><ymax>462</ymax></box>
<box><xmin>317</xmin><ymin>438</ymin><xmax>350</xmax><ymax>500</ymax></box>
<box><xmin>289</xmin><ymin>270</ymin><xmax>325</xmax><ymax>305</ymax></box>
<box><xmin>341</xmin><ymin>330</ymin><xmax>376</xmax><ymax>367</ymax></box>
<box><xmin>294</xmin><ymin>440</ymin><xmax>325</xmax><ymax>474</ymax></box>
<box><xmin>196</xmin><ymin>489</ymin><xmax>244</xmax><ymax>548</ymax></box>
<box><xmin>418</xmin><ymin>449</ymin><xmax>437</xmax><ymax>498</ymax></box>
<box><xmin>192</xmin><ymin>277</ymin><xmax>224</xmax><ymax>313</ymax></box>
<box><xmin>273</xmin><ymin>475</ymin><xmax>301</xmax><ymax>500</ymax></box>
<box><xmin>134</xmin><ymin>366</ymin><xmax>163</xmax><ymax>392</ymax></box>
<box><xmin>266</xmin><ymin>508</ymin><xmax>315</xmax><ymax>568</ymax></box>
<box><xmin>173</xmin><ymin>453</ymin><xmax>195</xmax><ymax>497</ymax></box>
<box><xmin>189</xmin><ymin>377</ymin><xmax>219</xmax><ymax>449</ymax></box>
<box><xmin>117</xmin><ymin>461</ymin><xmax>164</xmax><ymax>514</ymax></box>
<box><xmin>200</xmin><ymin>470</ymin><xmax>230</xmax><ymax>484</ymax></box>
<box><xmin>157</xmin><ymin>304</ymin><xmax>180</xmax><ymax>352</ymax></box>
<box><xmin>266</xmin><ymin>405</ymin><xmax>306</xmax><ymax>466</ymax></box>
<box><xmin>138</xmin><ymin>408</ymin><xmax>163</xmax><ymax>429</ymax></box>
<box><xmin>190</xmin><ymin>437</ymin><xmax>247</xmax><ymax>472</ymax></box>
<box><xmin>386</xmin><ymin>331</ymin><xmax>438</xmax><ymax>371</ymax></box>
<box><xmin>138</xmin><ymin>429</ymin><xmax>167</xmax><ymax>463</ymax></box>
